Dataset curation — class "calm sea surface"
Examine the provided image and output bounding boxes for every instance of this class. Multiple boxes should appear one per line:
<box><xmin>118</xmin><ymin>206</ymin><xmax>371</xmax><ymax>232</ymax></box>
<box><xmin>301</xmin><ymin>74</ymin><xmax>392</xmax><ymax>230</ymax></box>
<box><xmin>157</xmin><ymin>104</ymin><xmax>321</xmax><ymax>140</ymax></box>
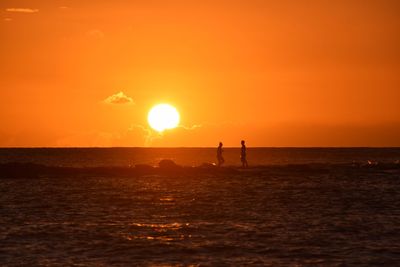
<box><xmin>0</xmin><ymin>148</ymin><xmax>399</xmax><ymax>266</ymax></box>
<box><xmin>0</xmin><ymin>147</ymin><xmax>399</xmax><ymax>167</ymax></box>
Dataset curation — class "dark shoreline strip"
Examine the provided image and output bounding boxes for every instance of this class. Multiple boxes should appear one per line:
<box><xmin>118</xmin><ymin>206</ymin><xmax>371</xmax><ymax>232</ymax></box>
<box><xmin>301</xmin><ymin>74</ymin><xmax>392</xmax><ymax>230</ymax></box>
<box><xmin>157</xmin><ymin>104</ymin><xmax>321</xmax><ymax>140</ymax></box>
<box><xmin>0</xmin><ymin>161</ymin><xmax>399</xmax><ymax>179</ymax></box>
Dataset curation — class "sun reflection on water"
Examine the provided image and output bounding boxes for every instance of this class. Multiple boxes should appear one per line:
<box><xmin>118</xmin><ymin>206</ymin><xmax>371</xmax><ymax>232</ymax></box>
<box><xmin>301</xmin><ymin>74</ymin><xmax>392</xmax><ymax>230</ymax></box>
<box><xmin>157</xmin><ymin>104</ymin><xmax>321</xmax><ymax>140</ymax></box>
<box><xmin>122</xmin><ymin>222</ymin><xmax>192</xmax><ymax>242</ymax></box>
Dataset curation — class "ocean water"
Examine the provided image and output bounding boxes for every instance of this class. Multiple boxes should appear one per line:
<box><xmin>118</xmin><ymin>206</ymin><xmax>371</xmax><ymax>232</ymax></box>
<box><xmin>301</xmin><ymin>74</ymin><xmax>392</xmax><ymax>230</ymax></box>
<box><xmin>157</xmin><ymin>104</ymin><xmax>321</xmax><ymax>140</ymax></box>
<box><xmin>0</xmin><ymin>147</ymin><xmax>399</xmax><ymax>167</ymax></box>
<box><xmin>0</xmin><ymin>148</ymin><xmax>400</xmax><ymax>266</ymax></box>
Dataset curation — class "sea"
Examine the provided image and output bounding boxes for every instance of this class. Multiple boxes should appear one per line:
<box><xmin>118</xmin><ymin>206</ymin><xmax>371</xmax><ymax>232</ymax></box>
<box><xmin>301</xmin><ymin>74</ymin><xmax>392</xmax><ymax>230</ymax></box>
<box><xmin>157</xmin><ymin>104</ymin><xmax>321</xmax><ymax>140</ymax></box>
<box><xmin>0</xmin><ymin>148</ymin><xmax>399</xmax><ymax>266</ymax></box>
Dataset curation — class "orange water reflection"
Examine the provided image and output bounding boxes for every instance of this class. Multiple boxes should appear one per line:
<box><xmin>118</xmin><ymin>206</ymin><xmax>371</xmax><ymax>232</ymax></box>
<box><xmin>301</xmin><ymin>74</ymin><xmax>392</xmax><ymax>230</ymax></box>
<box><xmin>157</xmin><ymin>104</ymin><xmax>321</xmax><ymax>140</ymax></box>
<box><xmin>122</xmin><ymin>222</ymin><xmax>192</xmax><ymax>242</ymax></box>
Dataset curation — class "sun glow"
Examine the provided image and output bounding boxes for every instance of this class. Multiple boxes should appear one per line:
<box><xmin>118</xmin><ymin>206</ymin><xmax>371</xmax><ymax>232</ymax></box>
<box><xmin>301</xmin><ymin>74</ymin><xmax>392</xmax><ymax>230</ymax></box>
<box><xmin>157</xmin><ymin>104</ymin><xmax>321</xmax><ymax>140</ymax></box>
<box><xmin>148</xmin><ymin>104</ymin><xmax>180</xmax><ymax>132</ymax></box>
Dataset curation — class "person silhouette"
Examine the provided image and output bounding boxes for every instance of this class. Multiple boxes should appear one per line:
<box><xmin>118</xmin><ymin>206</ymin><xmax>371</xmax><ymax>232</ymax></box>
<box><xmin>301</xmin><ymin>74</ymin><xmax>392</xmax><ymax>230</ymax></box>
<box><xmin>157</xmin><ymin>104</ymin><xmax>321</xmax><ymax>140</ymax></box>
<box><xmin>240</xmin><ymin>140</ymin><xmax>248</xmax><ymax>168</ymax></box>
<box><xmin>217</xmin><ymin>142</ymin><xmax>225</xmax><ymax>167</ymax></box>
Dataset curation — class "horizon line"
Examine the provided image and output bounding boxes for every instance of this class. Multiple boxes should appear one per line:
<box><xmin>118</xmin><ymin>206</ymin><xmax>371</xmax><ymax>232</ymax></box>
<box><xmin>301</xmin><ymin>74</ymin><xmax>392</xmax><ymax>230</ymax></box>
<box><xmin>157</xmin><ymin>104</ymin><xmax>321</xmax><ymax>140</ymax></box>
<box><xmin>0</xmin><ymin>146</ymin><xmax>399</xmax><ymax>149</ymax></box>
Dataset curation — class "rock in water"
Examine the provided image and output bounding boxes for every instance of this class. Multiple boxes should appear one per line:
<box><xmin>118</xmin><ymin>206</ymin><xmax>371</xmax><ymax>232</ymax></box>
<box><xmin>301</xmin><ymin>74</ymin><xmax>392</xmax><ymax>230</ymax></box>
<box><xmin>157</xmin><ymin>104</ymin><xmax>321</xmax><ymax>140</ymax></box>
<box><xmin>158</xmin><ymin>159</ymin><xmax>180</xmax><ymax>170</ymax></box>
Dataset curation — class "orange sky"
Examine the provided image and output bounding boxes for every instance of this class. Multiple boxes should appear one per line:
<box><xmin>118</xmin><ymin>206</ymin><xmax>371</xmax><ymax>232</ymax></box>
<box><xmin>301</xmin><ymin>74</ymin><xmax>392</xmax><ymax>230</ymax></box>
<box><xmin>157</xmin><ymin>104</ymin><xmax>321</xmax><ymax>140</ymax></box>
<box><xmin>1</xmin><ymin>0</ymin><xmax>399</xmax><ymax>147</ymax></box>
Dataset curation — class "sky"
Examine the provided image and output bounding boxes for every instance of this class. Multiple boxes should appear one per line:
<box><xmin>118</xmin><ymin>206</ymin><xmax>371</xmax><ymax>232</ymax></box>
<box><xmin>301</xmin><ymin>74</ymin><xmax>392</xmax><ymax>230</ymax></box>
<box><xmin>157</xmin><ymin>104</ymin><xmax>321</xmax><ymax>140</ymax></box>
<box><xmin>1</xmin><ymin>0</ymin><xmax>399</xmax><ymax>147</ymax></box>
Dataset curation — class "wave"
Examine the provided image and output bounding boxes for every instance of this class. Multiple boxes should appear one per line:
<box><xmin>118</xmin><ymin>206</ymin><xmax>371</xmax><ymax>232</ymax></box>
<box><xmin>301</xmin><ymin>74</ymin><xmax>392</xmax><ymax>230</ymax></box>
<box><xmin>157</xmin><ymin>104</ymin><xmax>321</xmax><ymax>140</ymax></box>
<box><xmin>1</xmin><ymin>159</ymin><xmax>399</xmax><ymax>179</ymax></box>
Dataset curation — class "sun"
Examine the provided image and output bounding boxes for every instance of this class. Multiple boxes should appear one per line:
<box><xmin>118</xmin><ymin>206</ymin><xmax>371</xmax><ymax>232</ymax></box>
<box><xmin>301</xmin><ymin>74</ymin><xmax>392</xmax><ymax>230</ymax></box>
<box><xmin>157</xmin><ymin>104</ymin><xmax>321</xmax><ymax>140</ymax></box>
<box><xmin>148</xmin><ymin>104</ymin><xmax>180</xmax><ymax>132</ymax></box>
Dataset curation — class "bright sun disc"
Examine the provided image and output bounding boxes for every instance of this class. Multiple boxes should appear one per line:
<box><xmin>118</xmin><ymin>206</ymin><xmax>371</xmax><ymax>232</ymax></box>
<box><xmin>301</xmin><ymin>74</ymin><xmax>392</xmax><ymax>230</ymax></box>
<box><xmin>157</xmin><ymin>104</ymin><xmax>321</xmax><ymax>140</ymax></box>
<box><xmin>148</xmin><ymin>104</ymin><xmax>180</xmax><ymax>132</ymax></box>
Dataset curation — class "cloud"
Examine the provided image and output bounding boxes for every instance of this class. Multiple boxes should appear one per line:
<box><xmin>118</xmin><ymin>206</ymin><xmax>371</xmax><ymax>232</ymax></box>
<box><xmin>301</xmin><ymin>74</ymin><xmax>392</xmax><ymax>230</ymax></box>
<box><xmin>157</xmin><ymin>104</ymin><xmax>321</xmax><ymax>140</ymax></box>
<box><xmin>56</xmin><ymin>131</ymin><xmax>119</xmax><ymax>147</ymax></box>
<box><xmin>6</xmin><ymin>8</ymin><xmax>39</xmax><ymax>13</ymax></box>
<box><xmin>125</xmin><ymin>123</ymin><xmax>203</xmax><ymax>147</ymax></box>
<box><xmin>132</xmin><ymin>123</ymin><xmax>203</xmax><ymax>147</ymax></box>
<box><xmin>56</xmin><ymin>126</ymin><xmax>151</xmax><ymax>147</ymax></box>
<box><xmin>179</xmin><ymin>124</ymin><xmax>202</xmax><ymax>130</ymax></box>
<box><xmin>128</xmin><ymin>124</ymin><xmax>156</xmax><ymax>146</ymax></box>
<box><xmin>87</xmin><ymin>29</ymin><xmax>105</xmax><ymax>39</ymax></box>
<box><xmin>103</xmin><ymin>91</ymin><xmax>134</xmax><ymax>105</ymax></box>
